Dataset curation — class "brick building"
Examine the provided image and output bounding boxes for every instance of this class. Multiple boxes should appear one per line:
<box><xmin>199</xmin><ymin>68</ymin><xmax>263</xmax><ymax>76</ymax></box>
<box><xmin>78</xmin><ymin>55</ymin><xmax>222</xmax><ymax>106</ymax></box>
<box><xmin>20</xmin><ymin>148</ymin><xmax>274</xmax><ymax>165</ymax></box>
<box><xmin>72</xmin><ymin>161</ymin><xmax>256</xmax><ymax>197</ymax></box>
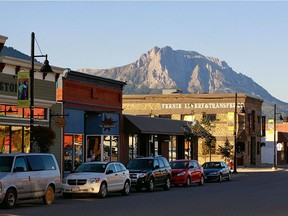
<box><xmin>123</xmin><ymin>93</ymin><xmax>263</xmax><ymax>166</ymax></box>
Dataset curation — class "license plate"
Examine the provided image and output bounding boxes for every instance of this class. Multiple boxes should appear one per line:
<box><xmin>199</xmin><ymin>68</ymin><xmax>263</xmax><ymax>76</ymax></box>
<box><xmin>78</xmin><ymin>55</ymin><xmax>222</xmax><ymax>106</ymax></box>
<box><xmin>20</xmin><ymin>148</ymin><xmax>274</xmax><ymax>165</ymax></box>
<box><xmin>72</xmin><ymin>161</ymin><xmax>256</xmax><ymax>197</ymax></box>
<box><xmin>71</xmin><ymin>187</ymin><xmax>80</xmax><ymax>192</ymax></box>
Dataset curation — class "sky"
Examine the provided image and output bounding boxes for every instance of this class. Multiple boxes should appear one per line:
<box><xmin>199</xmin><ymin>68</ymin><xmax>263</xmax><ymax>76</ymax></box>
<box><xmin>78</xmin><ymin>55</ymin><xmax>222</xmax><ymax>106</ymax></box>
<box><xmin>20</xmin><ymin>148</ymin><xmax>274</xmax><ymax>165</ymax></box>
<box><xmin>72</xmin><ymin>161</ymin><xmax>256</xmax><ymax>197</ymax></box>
<box><xmin>1</xmin><ymin>1</ymin><xmax>288</xmax><ymax>102</ymax></box>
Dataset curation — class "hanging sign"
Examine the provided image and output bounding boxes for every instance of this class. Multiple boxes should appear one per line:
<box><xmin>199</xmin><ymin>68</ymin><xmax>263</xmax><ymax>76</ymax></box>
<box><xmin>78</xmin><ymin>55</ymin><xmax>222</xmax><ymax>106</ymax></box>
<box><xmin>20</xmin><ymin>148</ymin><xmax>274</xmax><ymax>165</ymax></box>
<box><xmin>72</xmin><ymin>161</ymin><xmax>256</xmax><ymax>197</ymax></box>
<box><xmin>17</xmin><ymin>72</ymin><xmax>30</xmax><ymax>108</ymax></box>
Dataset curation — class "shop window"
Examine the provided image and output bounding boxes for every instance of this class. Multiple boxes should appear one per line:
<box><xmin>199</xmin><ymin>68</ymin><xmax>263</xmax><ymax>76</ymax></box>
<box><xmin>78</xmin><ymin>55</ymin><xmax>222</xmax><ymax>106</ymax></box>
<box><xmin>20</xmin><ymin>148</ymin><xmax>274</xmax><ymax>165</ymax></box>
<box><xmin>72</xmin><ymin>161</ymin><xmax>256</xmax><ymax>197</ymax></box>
<box><xmin>203</xmin><ymin>113</ymin><xmax>217</xmax><ymax>122</ymax></box>
<box><xmin>159</xmin><ymin>115</ymin><xmax>171</xmax><ymax>119</ymax></box>
<box><xmin>169</xmin><ymin>136</ymin><xmax>176</xmax><ymax>161</ymax></box>
<box><xmin>182</xmin><ymin>115</ymin><xmax>195</xmax><ymax>122</ymax></box>
<box><xmin>0</xmin><ymin>125</ymin><xmax>10</xmax><ymax>153</ymax></box>
<box><xmin>11</xmin><ymin>126</ymin><xmax>23</xmax><ymax>153</ymax></box>
<box><xmin>103</xmin><ymin>135</ymin><xmax>119</xmax><ymax>162</ymax></box>
<box><xmin>129</xmin><ymin>135</ymin><xmax>139</xmax><ymax>159</ymax></box>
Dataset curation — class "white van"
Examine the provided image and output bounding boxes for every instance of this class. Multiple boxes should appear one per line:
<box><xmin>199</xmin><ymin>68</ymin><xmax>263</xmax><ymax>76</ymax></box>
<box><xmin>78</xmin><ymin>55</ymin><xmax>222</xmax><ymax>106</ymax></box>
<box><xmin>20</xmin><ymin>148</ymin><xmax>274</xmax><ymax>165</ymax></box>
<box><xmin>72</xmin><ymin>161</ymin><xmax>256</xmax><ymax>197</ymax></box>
<box><xmin>0</xmin><ymin>153</ymin><xmax>61</xmax><ymax>208</ymax></box>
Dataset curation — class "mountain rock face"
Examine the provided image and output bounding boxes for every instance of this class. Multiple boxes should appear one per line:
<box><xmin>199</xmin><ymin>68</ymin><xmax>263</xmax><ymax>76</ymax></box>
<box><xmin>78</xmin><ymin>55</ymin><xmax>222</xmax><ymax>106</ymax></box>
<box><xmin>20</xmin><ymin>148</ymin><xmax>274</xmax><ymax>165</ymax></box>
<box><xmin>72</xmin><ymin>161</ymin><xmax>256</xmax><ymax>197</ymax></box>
<box><xmin>79</xmin><ymin>46</ymin><xmax>288</xmax><ymax>117</ymax></box>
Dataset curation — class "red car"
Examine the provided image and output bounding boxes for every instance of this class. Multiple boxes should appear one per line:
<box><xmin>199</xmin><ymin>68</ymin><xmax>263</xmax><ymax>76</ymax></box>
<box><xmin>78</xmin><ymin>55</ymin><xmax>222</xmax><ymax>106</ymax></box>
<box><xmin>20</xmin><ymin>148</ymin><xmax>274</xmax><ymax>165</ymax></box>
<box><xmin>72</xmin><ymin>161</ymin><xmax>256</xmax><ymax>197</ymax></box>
<box><xmin>170</xmin><ymin>159</ymin><xmax>204</xmax><ymax>186</ymax></box>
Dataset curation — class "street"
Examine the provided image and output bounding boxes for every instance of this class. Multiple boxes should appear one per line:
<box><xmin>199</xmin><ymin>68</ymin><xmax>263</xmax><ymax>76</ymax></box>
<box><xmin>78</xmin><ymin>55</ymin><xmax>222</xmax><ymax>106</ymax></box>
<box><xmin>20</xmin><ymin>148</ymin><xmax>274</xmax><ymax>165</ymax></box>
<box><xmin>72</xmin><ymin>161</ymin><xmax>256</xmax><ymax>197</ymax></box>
<box><xmin>1</xmin><ymin>170</ymin><xmax>288</xmax><ymax>216</ymax></box>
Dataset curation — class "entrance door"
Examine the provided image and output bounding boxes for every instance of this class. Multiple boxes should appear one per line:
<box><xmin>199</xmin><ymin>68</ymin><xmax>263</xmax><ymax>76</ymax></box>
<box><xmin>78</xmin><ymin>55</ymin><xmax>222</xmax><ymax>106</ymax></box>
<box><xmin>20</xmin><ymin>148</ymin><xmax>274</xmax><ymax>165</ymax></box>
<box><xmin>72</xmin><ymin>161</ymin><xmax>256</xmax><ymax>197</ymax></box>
<box><xmin>250</xmin><ymin>137</ymin><xmax>256</xmax><ymax>165</ymax></box>
<box><xmin>236</xmin><ymin>142</ymin><xmax>245</xmax><ymax>166</ymax></box>
<box><xmin>86</xmin><ymin>136</ymin><xmax>102</xmax><ymax>161</ymax></box>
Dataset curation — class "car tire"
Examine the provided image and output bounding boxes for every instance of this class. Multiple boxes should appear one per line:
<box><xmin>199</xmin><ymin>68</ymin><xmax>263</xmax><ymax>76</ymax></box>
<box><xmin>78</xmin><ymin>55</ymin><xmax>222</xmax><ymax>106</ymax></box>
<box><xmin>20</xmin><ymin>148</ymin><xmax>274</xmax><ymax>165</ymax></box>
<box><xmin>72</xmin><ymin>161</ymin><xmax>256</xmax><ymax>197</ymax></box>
<box><xmin>98</xmin><ymin>182</ymin><xmax>107</xmax><ymax>198</ymax></box>
<box><xmin>146</xmin><ymin>178</ymin><xmax>155</xmax><ymax>192</ymax></box>
<box><xmin>43</xmin><ymin>185</ymin><xmax>55</xmax><ymax>205</ymax></box>
<box><xmin>185</xmin><ymin>177</ymin><xmax>191</xmax><ymax>187</ymax></box>
<box><xmin>218</xmin><ymin>174</ymin><xmax>223</xmax><ymax>182</ymax></box>
<box><xmin>122</xmin><ymin>180</ymin><xmax>130</xmax><ymax>195</ymax></box>
<box><xmin>199</xmin><ymin>175</ymin><xmax>204</xmax><ymax>186</ymax></box>
<box><xmin>4</xmin><ymin>188</ymin><xmax>17</xmax><ymax>209</ymax></box>
<box><xmin>164</xmin><ymin>177</ymin><xmax>171</xmax><ymax>190</ymax></box>
<box><xmin>63</xmin><ymin>193</ymin><xmax>73</xmax><ymax>198</ymax></box>
<box><xmin>227</xmin><ymin>173</ymin><xmax>231</xmax><ymax>181</ymax></box>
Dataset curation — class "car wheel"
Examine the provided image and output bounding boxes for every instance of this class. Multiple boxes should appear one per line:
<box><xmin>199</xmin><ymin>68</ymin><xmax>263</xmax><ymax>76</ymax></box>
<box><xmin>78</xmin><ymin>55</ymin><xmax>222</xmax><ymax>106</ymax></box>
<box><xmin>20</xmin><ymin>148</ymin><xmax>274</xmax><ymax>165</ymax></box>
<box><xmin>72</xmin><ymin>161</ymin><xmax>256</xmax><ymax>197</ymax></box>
<box><xmin>164</xmin><ymin>177</ymin><xmax>171</xmax><ymax>190</ymax></box>
<box><xmin>185</xmin><ymin>177</ymin><xmax>191</xmax><ymax>187</ymax></box>
<box><xmin>98</xmin><ymin>182</ymin><xmax>107</xmax><ymax>198</ymax></box>
<box><xmin>43</xmin><ymin>185</ymin><xmax>55</xmax><ymax>205</ymax></box>
<box><xmin>218</xmin><ymin>174</ymin><xmax>223</xmax><ymax>182</ymax></box>
<box><xmin>199</xmin><ymin>175</ymin><xmax>204</xmax><ymax>186</ymax></box>
<box><xmin>4</xmin><ymin>188</ymin><xmax>17</xmax><ymax>209</ymax></box>
<box><xmin>227</xmin><ymin>173</ymin><xmax>231</xmax><ymax>181</ymax></box>
<box><xmin>122</xmin><ymin>180</ymin><xmax>130</xmax><ymax>195</ymax></box>
<box><xmin>146</xmin><ymin>178</ymin><xmax>155</xmax><ymax>192</ymax></box>
<box><xmin>63</xmin><ymin>193</ymin><xmax>73</xmax><ymax>198</ymax></box>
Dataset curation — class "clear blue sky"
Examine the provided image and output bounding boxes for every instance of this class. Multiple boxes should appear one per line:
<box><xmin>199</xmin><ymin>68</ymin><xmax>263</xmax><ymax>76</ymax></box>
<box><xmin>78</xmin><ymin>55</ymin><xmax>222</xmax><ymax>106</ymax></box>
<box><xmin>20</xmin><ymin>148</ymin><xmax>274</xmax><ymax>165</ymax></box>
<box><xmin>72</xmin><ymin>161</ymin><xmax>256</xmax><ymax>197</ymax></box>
<box><xmin>1</xmin><ymin>1</ymin><xmax>288</xmax><ymax>102</ymax></box>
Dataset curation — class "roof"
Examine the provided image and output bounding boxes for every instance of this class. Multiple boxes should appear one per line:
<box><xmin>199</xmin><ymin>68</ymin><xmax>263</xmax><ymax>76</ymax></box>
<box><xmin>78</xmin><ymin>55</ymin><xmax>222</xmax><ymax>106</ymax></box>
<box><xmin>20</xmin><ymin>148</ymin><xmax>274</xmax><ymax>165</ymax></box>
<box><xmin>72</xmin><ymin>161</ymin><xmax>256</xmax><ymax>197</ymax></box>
<box><xmin>124</xmin><ymin>114</ymin><xmax>189</xmax><ymax>136</ymax></box>
<box><xmin>278</xmin><ymin>132</ymin><xmax>288</xmax><ymax>142</ymax></box>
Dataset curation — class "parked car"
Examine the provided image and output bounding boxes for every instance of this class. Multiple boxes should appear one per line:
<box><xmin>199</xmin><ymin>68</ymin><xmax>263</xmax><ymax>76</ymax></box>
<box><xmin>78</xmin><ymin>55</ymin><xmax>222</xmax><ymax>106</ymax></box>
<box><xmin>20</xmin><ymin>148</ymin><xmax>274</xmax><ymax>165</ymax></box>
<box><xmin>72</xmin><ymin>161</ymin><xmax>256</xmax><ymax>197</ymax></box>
<box><xmin>61</xmin><ymin>161</ymin><xmax>130</xmax><ymax>198</ymax></box>
<box><xmin>202</xmin><ymin>161</ymin><xmax>231</xmax><ymax>182</ymax></box>
<box><xmin>170</xmin><ymin>159</ymin><xmax>204</xmax><ymax>186</ymax></box>
<box><xmin>126</xmin><ymin>156</ymin><xmax>171</xmax><ymax>192</ymax></box>
<box><xmin>0</xmin><ymin>153</ymin><xmax>61</xmax><ymax>209</ymax></box>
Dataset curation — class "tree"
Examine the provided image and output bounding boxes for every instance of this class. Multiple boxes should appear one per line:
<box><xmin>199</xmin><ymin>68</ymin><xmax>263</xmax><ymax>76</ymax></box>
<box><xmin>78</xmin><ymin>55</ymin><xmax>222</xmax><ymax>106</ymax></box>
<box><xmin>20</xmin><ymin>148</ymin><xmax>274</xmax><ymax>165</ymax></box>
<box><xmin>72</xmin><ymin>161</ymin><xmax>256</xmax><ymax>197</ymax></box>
<box><xmin>32</xmin><ymin>126</ymin><xmax>56</xmax><ymax>153</ymax></box>
<box><xmin>218</xmin><ymin>137</ymin><xmax>233</xmax><ymax>163</ymax></box>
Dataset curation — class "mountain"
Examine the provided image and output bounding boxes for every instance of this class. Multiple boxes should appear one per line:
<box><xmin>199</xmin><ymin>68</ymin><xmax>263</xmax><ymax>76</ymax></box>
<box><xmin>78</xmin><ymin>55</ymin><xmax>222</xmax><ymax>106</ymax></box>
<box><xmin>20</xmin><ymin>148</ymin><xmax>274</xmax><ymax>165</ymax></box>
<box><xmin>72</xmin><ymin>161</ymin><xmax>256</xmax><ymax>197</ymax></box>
<box><xmin>78</xmin><ymin>46</ymin><xmax>288</xmax><ymax>118</ymax></box>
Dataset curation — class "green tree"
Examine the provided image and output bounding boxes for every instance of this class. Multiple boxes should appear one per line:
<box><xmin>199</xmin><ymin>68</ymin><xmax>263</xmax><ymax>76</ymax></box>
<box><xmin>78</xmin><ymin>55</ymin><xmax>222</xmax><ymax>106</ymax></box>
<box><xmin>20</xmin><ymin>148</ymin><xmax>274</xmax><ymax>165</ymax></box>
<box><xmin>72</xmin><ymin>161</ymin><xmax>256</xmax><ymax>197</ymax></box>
<box><xmin>218</xmin><ymin>137</ymin><xmax>233</xmax><ymax>163</ymax></box>
<box><xmin>32</xmin><ymin>126</ymin><xmax>56</xmax><ymax>153</ymax></box>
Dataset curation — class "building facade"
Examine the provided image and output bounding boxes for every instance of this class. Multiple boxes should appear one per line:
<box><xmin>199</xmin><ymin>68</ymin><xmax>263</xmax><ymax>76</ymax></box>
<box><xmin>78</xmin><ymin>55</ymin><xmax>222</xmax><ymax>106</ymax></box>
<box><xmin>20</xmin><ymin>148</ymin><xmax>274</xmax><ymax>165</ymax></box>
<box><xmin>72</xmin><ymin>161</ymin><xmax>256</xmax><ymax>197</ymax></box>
<box><xmin>0</xmin><ymin>34</ymin><xmax>63</xmax><ymax>165</ymax></box>
<box><xmin>123</xmin><ymin>93</ymin><xmax>263</xmax><ymax>166</ymax></box>
<box><xmin>57</xmin><ymin>70</ymin><xmax>126</xmax><ymax>175</ymax></box>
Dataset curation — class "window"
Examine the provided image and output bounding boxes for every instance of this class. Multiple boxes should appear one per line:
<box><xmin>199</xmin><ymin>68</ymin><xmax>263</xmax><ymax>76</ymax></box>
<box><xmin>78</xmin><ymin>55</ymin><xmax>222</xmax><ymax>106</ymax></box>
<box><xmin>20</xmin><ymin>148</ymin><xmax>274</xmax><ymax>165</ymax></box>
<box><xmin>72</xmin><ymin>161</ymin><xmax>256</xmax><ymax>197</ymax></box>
<box><xmin>154</xmin><ymin>159</ymin><xmax>159</xmax><ymax>168</ymax></box>
<box><xmin>26</xmin><ymin>155</ymin><xmax>45</xmax><ymax>171</ymax></box>
<box><xmin>115</xmin><ymin>163</ymin><xmax>123</xmax><ymax>172</ymax></box>
<box><xmin>14</xmin><ymin>156</ymin><xmax>28</xmax><ymax>171</ymax></box>
<box><xmin>158</xmin><ymin>158</ymin><xmax>165</xmax><ymax>168</ymax></box>
<box><xmin>203</xmin><ymin>113</ymin><xmax>217</xmax><ymax>122</ymax></box>
<box><xmin>42</xmin><ymin>155</ymin><xmax>57</xmax><ymax>170</ymax></box>
<box><xmin>106</xmin><ymin>164</ymin><xmax>116</xmax><ymax>173</ymax></box>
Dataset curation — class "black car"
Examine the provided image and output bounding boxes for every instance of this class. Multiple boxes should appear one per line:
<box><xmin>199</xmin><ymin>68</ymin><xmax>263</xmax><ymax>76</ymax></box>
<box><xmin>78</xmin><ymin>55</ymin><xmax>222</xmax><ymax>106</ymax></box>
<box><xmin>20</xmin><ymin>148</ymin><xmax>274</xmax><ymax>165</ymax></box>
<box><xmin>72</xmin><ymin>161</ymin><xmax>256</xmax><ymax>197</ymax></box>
<box><xmin>126</xmin><ymin>156</ymin><xmax>172</xmax><ymax>192</ymax></box>
<box><xmin>202</xmin><ymin>161</ymin><xmax>231</xmax><ymax>182</ymax></box>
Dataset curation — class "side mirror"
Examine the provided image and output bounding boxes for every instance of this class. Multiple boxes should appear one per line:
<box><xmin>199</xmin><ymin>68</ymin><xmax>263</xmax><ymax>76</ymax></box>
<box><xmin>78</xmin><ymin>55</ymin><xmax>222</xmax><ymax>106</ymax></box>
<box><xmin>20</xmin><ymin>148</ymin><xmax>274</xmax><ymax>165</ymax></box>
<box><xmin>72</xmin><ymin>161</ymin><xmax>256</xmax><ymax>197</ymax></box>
<box><xmin>106</xmin><ymin>170</ymin><xmax>114</xmax><ymax>174</ymax></box>
<box><xmin>189</xmin><ymin>165</ymin><xmax>194</xmax><ymax>168</ymax></box>
<box><xmin>154</xmin><ymin>165</ymin><xmax>160</xmax><ymax>169</ymax></box>
<box><xmin>14</xmin><ymin>167</ymin><xmax>25</xmax><ymax>172</ymax></box>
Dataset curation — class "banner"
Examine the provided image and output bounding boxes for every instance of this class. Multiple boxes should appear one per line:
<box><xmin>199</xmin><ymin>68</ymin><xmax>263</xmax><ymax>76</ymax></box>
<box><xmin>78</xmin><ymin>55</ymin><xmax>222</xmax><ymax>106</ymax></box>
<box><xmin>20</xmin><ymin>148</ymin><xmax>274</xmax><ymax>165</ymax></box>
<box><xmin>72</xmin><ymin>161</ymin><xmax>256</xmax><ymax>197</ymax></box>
<box><xmin>227</xmin><ymin>112</ymin><xmax>234</xmax><ymax>131</ymax></box>
<box><xmin>267</xmin><ymin>119</ymin><xmax>274</xmax><ymax>135</ymax></box>
<box><xmin>17</xmin><ymin>72</ymin><xmax>30</xmax><ymax>108</ymax></box>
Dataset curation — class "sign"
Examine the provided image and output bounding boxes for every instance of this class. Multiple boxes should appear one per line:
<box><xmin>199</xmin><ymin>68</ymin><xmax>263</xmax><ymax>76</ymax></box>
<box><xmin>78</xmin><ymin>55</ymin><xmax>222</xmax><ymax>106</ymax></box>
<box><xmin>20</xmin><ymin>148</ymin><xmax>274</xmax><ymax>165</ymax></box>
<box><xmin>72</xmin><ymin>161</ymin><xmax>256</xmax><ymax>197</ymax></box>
<box><xmin>161</xmin><ymin>102</ymin><xmax>244</xmax><ymax>110</ymax></box>
<box><xmin>17</xmin><ymin>72</ymin><xmax>30</xmax><ymax>108</ymax></box>
<box><xmin>227</xmin><ymin>112</ymin><xmax>234</xmax><ymax>131</ymax></box>
<box><xmin>267</xmin><ymin>119</ymin><xmax>274</xmax><ymax>135</ymax></box>
<box><xmin>55</xmin><ymin>117</ymin><xmax>66</xmax><ymax>127</ymax></box>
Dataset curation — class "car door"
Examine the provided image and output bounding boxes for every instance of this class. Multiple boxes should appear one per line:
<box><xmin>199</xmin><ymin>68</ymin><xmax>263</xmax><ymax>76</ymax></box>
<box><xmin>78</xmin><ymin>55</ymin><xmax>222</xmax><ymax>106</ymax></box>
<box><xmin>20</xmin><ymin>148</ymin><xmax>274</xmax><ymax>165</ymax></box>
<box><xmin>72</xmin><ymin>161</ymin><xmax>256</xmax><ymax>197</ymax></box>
<box><xmin>153</xmin><ymin>159</ymin><xmax>162</xmax><ymax>186</ymax></box>
<box><xmin>189</xmin><ymin>161</ymin><xmax>197</xmax><ymax>182</ymax></box>
<box><xmin>13</xmin><ymin>156</ymin><xmax>32</xmax><ymax>199</ymax></box>
<box><xmin>105</xmin><ymin>164</ymin><xmax>118</xmax><ymax>191</ymax></box>
<box><xmin>221</xmin><ymin>162</ymin><xmax>229</xmax><ymax>177</ymax></box>
<box><xmin>114</xmin><ymin>163</ymin><xmax>126</xmax><ymax>190</ymax></box>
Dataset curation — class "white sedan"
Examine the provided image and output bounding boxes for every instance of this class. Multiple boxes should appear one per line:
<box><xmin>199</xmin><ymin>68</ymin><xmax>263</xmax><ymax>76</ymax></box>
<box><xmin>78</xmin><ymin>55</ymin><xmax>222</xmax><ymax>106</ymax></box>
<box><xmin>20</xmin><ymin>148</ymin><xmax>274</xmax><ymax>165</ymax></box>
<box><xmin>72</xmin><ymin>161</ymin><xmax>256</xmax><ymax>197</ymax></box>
<box><xmin>61</xmin><ymin>161</ymin><xmax>130</xmax><ymax>198</ymax></box>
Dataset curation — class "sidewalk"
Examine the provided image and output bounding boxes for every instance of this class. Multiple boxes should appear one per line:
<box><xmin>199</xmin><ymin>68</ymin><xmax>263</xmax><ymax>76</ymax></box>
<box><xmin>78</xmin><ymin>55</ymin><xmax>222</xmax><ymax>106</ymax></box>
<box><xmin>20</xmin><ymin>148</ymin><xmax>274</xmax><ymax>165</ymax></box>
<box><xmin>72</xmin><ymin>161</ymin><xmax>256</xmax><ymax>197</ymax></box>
<box><xmin>235</xmin><ymin>164</ymin><xmax>288</xmax><ymax>173</ymax></box>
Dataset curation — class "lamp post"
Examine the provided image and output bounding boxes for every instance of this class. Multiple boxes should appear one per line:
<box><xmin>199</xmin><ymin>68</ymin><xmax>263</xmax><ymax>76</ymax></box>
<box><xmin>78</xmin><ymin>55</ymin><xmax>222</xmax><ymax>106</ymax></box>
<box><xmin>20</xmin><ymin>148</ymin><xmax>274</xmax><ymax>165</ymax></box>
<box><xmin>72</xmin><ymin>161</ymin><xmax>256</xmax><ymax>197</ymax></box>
<box><xmin>30</xmin><ymin>32</ymin><xmax>53</xmax><ymax>152</ymax></box>
<box><xmin>272</xmin><ymin>104</ymin><xmax>283</xmax><ymax>170</ymax></box>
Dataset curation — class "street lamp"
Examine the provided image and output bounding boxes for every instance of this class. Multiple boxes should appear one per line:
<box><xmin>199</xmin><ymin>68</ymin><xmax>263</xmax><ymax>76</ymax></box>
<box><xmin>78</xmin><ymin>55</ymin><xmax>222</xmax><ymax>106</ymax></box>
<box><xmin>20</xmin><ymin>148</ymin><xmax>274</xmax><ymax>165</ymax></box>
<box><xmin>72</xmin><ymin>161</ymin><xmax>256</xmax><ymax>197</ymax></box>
<box><xmin>233</xmin><ymin>93</ymin><xmax>245</xmax><ymax>174</ymax></box>
<box><xmin>272</xmin><ymin>104</ymin><xmax>283</xmax><ymax>170</ymax></box>
<box><xmin>30</xmin><ymin>32</ymin><xmax>53</xmax><ymax>152</ymax></box>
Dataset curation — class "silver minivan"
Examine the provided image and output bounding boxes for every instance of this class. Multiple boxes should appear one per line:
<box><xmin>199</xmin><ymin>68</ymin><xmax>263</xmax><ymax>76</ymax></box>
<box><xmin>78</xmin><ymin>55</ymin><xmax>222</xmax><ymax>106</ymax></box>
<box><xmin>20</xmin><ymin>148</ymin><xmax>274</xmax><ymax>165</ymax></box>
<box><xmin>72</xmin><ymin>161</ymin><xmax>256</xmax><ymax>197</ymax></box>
<box><xmin>0</xmin><ymin>153</ymin><xmax>61</xmax><ymax>208</ymax></box>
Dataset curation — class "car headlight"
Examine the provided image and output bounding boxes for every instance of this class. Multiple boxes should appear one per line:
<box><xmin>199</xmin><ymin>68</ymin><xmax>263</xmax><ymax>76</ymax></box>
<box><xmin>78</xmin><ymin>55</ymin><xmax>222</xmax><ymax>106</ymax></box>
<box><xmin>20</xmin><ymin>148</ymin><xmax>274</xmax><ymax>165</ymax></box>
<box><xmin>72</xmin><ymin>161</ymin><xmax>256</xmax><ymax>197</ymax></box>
<box><xmin>177</xmin><ymin>171</ymin><xmax>186</xmax><ymax>176</ymax></box>
<box><xmin>138</xmin><ymin>173</ymin><xmax>147</xmax><ymax>178</ymax></box>
<box><xmin>89</xmin><ymin>178</ymin><xmax>100</xmax><ymax>184</ymax></box>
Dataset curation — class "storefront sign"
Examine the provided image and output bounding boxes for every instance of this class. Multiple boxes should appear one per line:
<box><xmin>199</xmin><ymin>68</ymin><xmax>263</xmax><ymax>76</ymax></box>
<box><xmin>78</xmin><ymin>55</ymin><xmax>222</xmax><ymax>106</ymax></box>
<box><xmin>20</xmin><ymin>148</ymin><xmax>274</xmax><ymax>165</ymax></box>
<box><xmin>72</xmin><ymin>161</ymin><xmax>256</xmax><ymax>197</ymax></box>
<box><xmin>55</xmin><ymin>117</ymin><xmax>66</xmax><ymax>127</ymax></box>
<box><xmin>0</xmin><ymin>81</ymin><xmax>17</xmax><ymax>93</ymax></box>
<box><xmin>161</xmin><ymin>102</ymin><xmax>244</xmax><ymax>110</ymax></box>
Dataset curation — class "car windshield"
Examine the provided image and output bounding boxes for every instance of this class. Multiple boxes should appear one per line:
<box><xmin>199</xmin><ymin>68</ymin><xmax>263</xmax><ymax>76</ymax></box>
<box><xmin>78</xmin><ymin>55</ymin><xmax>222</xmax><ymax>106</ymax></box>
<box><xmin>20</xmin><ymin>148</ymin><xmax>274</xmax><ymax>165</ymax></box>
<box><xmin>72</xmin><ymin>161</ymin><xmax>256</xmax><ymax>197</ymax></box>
<box><xmin>170</xmin><ymin>161</ymin><xmax>188</xmax><ymax>169</ymax></box>
<box><xmin>126</xmin><ymin>159</ymin><xmax>153</xmax><ymax>169</ymax></box>
<box><xmin>75</xmin><ymin>163</ymin><xmax>106</xmax><ymax>173</ymax></box>
<box><xmin>202</xmin><ymin>162</ymin><xmax>221</xmax><ymax>169</ymax></box>
<box><xmin>0</xmin><ymin>156</ymin><xmax>14</xmax><ymax>172</ymax></box>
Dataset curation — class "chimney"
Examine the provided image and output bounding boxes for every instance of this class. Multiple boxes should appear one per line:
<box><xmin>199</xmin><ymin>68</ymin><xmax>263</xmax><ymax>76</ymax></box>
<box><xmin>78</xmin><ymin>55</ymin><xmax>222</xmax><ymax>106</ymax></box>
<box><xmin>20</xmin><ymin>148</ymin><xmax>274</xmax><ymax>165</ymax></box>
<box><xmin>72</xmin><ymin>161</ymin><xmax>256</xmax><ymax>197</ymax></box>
<box><xmin>0</xmin><ymin>35</ymin><xmax>8</xmax><ymax>53</ymax></box>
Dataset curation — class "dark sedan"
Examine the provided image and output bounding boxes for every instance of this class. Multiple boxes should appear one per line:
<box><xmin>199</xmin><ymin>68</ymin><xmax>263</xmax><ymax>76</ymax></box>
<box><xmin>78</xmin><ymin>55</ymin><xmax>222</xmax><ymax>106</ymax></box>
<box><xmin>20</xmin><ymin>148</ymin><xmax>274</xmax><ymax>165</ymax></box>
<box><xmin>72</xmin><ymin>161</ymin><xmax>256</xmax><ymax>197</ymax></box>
<box><xmin>202</xmin><ymin>161</ymin><xmax>231</xmax><ymax>182</ymax></box>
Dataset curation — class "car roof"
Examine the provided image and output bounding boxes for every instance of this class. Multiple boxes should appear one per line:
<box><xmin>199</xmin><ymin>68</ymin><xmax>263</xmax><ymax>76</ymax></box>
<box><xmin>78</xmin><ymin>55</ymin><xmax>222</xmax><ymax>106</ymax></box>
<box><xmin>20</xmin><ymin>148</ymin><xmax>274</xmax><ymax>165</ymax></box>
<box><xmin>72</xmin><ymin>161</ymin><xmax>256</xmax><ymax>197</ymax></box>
<box><xmin>0</xmin><ymin>153</ymin><xmax>53</xmax><ymax>157</ymax></box>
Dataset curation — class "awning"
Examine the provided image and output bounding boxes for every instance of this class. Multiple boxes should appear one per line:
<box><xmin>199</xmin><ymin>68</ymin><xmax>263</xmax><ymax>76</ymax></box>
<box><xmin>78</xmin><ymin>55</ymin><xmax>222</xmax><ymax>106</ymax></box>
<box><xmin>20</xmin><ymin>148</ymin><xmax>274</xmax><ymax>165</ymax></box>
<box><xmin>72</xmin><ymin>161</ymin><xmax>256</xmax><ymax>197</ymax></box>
<box><xmin>124</xmin><ymin>114</ymin><xmax>189</xmax><ymax>136</ymax></box>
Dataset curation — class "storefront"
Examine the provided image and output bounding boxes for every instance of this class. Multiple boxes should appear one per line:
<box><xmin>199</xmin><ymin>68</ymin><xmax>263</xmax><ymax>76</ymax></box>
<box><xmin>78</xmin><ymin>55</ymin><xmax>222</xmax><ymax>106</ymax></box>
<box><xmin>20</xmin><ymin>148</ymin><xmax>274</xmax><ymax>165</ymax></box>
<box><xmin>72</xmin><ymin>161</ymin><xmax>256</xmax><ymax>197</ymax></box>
<box><xmin>0</xmin><ymin>34</ymin><xmax>63</xmax><ymax>164</ymax></box>
<box><xmin>57</xmin><ymin>70</ymin><xmax>126</xmax><ymax>174</ymax></box>
<box><xmin>123</xmin><ymin>92</ymin><xmax>263</xmax><ymax>166</ymax></box>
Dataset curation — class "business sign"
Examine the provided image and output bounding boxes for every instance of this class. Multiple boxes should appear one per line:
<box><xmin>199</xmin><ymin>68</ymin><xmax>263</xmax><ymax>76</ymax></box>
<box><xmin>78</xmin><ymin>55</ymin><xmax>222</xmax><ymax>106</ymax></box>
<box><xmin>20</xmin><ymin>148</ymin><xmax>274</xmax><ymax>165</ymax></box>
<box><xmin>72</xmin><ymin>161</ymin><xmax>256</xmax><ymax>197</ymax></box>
<box><xmin>17</xmin><ymin>72</ymin><xmax>30</xmax><ymax>108</ymax></box>
<box><xmin>161</xmin><ymin>102</ymin><xmax>244</xmax><ymax>110</ymax></box>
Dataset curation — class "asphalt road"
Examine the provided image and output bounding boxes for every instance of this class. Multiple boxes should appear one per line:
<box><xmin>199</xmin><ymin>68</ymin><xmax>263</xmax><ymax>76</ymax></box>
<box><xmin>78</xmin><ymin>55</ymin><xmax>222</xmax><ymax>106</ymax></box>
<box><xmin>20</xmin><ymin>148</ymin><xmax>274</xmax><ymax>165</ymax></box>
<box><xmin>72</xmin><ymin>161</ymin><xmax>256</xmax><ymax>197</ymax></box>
<box><xmin>1</xmin><ymin>170</ymin><xmax>288</xmax><ymax>216</ymax></box>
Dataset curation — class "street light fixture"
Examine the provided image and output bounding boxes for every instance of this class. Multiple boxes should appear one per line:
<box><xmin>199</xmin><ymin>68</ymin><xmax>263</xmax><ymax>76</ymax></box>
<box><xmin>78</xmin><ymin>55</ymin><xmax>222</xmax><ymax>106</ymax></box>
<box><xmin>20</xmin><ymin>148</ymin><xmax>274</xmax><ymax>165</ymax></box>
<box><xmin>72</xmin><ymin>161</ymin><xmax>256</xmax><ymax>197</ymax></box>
<box><xmin>272</xmin><ymin>104</ymin><xmax>283</xmax><ymax>170</ymax></box>
<box><xmin>233</xmin><ymin>93</ymin><xmax>246</xmax><ymax>174</ymax></box>
<box><xmin>30</xmin><ymin>32</ymin><xmax>53</xmax><ymax>152</ymax></box>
